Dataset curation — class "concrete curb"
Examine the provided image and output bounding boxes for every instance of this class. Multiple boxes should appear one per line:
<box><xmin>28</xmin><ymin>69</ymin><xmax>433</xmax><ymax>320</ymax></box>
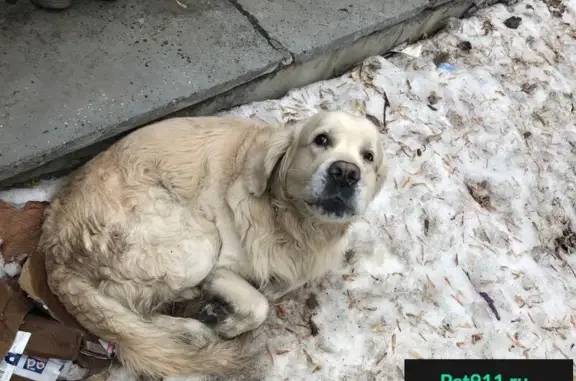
<box><xmin>0</xmin><ymin>0</ymin><xmax>482</xmax><ymax>189</ymax></box>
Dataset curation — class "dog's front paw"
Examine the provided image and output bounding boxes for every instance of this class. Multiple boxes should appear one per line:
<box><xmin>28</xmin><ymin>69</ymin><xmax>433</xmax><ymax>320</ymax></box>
<box><xmin>197</xmin><ymin>295</ymin><xmax>233</xmax><ymax>326</ymax></box>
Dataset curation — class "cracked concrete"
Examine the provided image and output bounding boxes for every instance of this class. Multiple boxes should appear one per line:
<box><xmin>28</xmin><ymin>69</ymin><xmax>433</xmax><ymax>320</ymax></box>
<box><xmin>228</xmin><ymin>0</ymin><xmax>293</xmax><ymax>64</ymax></box>
<box><xmin>232</xmin><ymin>0</ymin><xmax>431</xmax><ymax>63</ymax></box>
<box><xmin>0</xmin><ymin>0</ymin><xmax>480</xmax><ymax>187</ymax></box>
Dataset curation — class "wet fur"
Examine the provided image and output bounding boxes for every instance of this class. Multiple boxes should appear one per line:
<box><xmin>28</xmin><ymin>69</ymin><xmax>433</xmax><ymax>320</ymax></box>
<box><xmin>39</xmin><ymin>111</ymin><xmax>387</xmax><ymax>379</ymax></box>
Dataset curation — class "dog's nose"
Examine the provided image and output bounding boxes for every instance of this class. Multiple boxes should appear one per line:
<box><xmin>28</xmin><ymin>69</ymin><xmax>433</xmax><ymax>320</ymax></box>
<box><xmin>328</xmin><ymin>161</ymin><xmax>361</xmax><ymax>185</ymax></box>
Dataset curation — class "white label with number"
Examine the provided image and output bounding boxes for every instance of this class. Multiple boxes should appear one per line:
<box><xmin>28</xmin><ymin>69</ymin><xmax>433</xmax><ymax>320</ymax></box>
<box><xmin>1</xmin><ymin>331</ymin><xmax>32</xmax><ymax>381</ymax></box>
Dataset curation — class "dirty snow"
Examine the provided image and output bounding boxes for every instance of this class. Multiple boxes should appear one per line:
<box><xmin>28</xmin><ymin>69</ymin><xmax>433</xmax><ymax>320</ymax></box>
<box><xmin>3</xmin><ymin>261</ymin><xmax>22</xmax><ymax>278</ymax></box>
<box><xmin>0</xmin><ymin>177</ymin><xmax>68</xmax><ymax>207</ymax></box>
<box><xmin>2</xmin><ymin>0</ymin><xmax>576</xmax><ymax>379</ymax></box>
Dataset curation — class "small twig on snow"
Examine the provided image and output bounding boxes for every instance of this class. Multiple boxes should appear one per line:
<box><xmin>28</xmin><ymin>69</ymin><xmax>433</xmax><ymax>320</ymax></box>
<box><xmin>479</xmin><ymin>292</ymin><xmax>501</xmax><ymax>321</ymax></box>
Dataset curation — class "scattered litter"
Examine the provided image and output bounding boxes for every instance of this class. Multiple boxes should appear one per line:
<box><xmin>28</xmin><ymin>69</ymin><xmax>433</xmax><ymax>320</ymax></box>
<box><xmin>438</xmin><ymin>63</ymin><xmax>456</xmax><ymax>72</ymax></box>
<box><xmin>521</xmin><ymin>83</ymin><xmax>538</xmax><ymax>94</ymax></box>
<box><xmin>482</xmin><ymin>19</ymin><xmax>496</xmax><ymax>34</ymax></box>
<box><xmin>276</xmin><ymin>304</ymin><xmax>288</xmax><ymax>318</ymax></box>
<box><xmin>471</xmin><ymin>333</ymin><xmax>483</xmax><ymax>344</ymax></box>
<box><xmin>554</xmin><ymin>225</ymin><xmax>576</xmax><ymax>255</ymax></box>
<box><xmin>308</xmin><ymin>317</ymin><xmax>319</xmax><ymax>336</ymax></box>
<box><xmin>303</xmin><ymin>349</ymin><xmax>321</xmax><ymax>373</ymax></box>
<box><xmin>365</xmin><ymin>114</ymin><xmax>383</xmax><ymax>129</ymax></box>
<box><xmin>427</xmin><ymin>91</ymin><xmax>441</xmax><ymax>105</ymax></box>
<box><xmin>433</xmin><ymin>52</ymin><xmax>451</xmax><ymax>66</ymax></box>
<box><xmin>504</xmin><ymin>16</ymin><xmax>522</xmax><ymax>29</ymax></box>
<box><xmin>174</xmin><ymin>0</ymin><xmax>187</xmax><ymax>8</ymax></box>
<box><xmin>58</xmin><ymin>362</ymin><xmax>89</xmax><ymax>381</ymax></box>
<box><xmin>305</xmin><ymin>293</ymin><xmax>319</xmax><ymax>311</ymax></box>
<box><xmin>397</xmin><ymin>43</ymin><xmax>424</xmax><ymax>58</ymax></box>
<box><xmin>1</xmin><ymin>331</ymin><xmax>32</xmax><ymax>381</ymax></box>
<box><xmin>479</xmin><ymin>292</ymin><xmax>501</xmax><ymax>321</ymax></box>
<box><xmin>457</xmin><ymin>41</ymin><xmax>473</xmax><ymax>51</ymax></box>
<box><xmin>10</xmin><ymin>356</ymin><xmax>64</xmax><ymax>381</ymax></box>
<box><xmin>542</xmin><ymin>0</ymin><xmax>566</xmax><ymax>17</ymax></box>
<box><xmin>466</xmin><ymin>181</ymin><xmax>492</xmax><ymax>209</ymax></box>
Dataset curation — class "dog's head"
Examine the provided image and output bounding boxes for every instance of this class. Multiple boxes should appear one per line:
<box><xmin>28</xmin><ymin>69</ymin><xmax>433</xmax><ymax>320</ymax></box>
<box><xmin>245</xmin><ymin>111</ymin><xmax>387</xmax><ymax>223</ymax></box>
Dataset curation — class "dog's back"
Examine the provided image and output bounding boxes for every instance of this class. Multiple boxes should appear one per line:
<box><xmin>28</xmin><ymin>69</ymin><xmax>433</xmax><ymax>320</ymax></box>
<box><xmin>39</xmin><ymin>116</ymin><xmax>269</xmax><ymax>379</ymax></box>
<box><xmin>38</xmin><ymin>111</ymin><xmax>385</xmax><ymax>380</ymax></box>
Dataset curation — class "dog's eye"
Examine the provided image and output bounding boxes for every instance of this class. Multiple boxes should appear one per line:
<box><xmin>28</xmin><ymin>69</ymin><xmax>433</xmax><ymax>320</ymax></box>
<box><xmin>363</xmin><ymin>151</ymin><xmax>374</xmax><ymax>162</ymax></box>
<box><xmin>313</xmin><ymin>133</ymin><xmax>330</xmax><ymax>147</ymax></box>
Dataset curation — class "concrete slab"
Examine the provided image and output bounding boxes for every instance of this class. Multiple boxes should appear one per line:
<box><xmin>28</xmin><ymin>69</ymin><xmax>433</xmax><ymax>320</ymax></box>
<box><xmin>181</xmin><ymin>0</ymin><xmax>476</xmax><ymax>118</ymax></box>
<box><xmin>0</xmin><ymin>0</ymin><xmax>282</xmax><ymax>182</ymax></box>
<box><xmin>230</xmin><ymin>0</ymin><xmax>431</xmax><ymax>62</ymax></box>
<box><xmin>0</xmin><ymin>0</ymin><xmax>479</xmax><ymax>188</ymax></box>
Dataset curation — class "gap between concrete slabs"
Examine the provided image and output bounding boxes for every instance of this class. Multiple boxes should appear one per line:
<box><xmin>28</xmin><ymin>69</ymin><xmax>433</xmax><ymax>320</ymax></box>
<box><xmin>0</xmin><ymin>0</ymin><xmax>477</xmax><ymax>189</ymax></box>
<box><xmin>0</xmin><ymin>0</ymin><xmax>283</xmax><ymax>185</ymax></box>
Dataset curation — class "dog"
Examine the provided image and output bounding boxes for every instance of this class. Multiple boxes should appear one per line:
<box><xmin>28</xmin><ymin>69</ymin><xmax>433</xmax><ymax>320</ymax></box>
<box><xmin>39</xmin><ymin>111</ymin><xmax>388</xmax><ymax>379</ymax></box>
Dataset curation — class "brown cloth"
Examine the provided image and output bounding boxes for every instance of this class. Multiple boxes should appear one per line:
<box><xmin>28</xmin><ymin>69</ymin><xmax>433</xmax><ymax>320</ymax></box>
<box><xmin>0</xmin><ymin>200</ymin><xmax>49</xmax><ymax>265</ymax></box>
<box><xmin>0</xmin><ymin>198</ymin><xmax>114</xmax><ymax>380</ymax></box>
<box><xmin>20</xmin><ymin>313</ymin><xmax>84</xmax><ymax>360</ymax></box>
<box><xmin>18</xmin><ymin>248</ymin><xmax>84</xmax><ymax>331</ymax></box>
<box><xmin>0</xmin><ymin>281</ymin><xmax>34</xmax><ymax>356</ymax></box>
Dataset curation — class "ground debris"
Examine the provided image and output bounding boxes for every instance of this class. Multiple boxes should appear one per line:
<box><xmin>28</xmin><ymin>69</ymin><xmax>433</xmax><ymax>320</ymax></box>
<box><xmin>428</xmin><ymin>91</ymin><xmax>442</xmax><ymax>105</ymax></box>
<box><xmin>554</xmin><ymin>225</ymin><xmax>576</xmax><ymax>255</ymax></box>
<box><xmin>466</xmin><ymin>180</ymin><xmax>493</xmax><ymax>209</ymax></box>
<box><xmin>522</xmin><ymin>83</ymin><xmax>538</xmax><ymax>94</ymax></box>
<box><xmin>457</xmin><ymin>41</ymin><xmax>472</xmax><ymax>52</ymax></box>
<box><xmin>305</xmin><ymin>293</ymin><xmax>320</xmax><ymax>310</ymax></box>
<box><xmin>542</xmin><ymin>0</ymin><xmax>566</xmax><ymax>17</ymax></box>
<box><xmin>471</xmin><ymin>333</ymin><xmax>483</xmax><ymax>344</ymax></box>
<box><xmin>482</xmin><ymin>19</ymin><xmax>495</xmax><ymax>35</ymax></box>
<box><xmin>303</xmin><ymin>349</ymin><xmax>321</xmax><ymax>373</ymax></box>
<box><xmin>446</xmin><ymin>109</ymin><xmax>465</xmax><ymax>128</ymax></box>
<box><xmin>479</xmin><ymin>292</ymin><xmax>501</xmax><ymax>320</ymax></box>
<box><xmin>433</xmin><ymin>51</ymin><xmax>451</xmax><ymax>66</ymax></box>
<box><xmin>276</xmin><ymin>303</ymin><xmax>289</xmax><ymax>318</ymax></box>
<box><xmin>504</xmin><ymin>16</ymin><xmax>522</xmax><ymax>29</ymax></box>
<box><xmin>308</xmin><ymin>317</ymin><xmax>319</xmax><ymax>336</ymax></box>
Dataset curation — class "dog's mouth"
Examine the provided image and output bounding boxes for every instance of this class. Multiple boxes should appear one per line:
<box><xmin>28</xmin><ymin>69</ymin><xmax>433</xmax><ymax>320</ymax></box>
<box><xmin>305</xmin><ymin>196</ymin><xmax>356</xmax><ymax>219</ymax></box>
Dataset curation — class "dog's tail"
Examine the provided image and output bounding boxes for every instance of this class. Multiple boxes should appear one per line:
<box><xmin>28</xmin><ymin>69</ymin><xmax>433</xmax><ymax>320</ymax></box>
<box><xmin>51</xmin><ymin>273</ymin><xmax>251</xmax><ymax>379</ymax></box>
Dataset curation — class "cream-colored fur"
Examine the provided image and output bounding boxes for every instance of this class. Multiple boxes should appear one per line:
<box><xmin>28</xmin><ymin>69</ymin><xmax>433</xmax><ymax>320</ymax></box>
<box><xmin>39</xmin><ymin>111</ymin><xmax>387</xmax><ymax>379</ymax></box>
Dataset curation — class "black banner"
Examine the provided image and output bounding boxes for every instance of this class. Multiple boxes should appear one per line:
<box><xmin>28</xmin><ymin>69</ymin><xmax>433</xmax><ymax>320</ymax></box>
<box><xmin>405</xmin><ymin>359</ymin><xmax>573</xmax><ymax>381</ymax></box>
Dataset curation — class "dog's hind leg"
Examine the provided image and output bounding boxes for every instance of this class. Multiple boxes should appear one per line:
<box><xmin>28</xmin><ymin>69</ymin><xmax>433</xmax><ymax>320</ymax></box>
<box><xmin>198</xmin><ymin>268</ymin><xmax>270</xmax><ymax>339</ymax></box>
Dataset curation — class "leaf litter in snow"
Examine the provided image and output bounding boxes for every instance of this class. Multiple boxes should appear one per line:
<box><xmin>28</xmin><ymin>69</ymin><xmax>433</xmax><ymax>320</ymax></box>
<box><xmin>2</xmin><ymin>0</ymin><xmax>576</xmax><ymax>379</ymax></box>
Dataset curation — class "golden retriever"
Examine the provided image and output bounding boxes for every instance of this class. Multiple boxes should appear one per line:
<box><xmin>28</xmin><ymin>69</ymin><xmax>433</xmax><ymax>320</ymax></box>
<box><xmin>39</xmin><ymin>111</ymin><xmax>387</xmax><ymax>379</ymax></box>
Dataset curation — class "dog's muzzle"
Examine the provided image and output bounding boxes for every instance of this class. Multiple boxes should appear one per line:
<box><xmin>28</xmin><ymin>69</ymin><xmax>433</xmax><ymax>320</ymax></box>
<box><xmin>308</xmin><ymin>160</ymin><xmax>360</xmax><ymax>218</ymax></box>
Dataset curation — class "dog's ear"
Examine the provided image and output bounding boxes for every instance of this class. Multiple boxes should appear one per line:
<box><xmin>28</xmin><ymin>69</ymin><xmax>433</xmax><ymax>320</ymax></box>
<box><xmin>244</xmin><ymin>128</ymin><xmax>294</xmax><ymax>197</ymax></box>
